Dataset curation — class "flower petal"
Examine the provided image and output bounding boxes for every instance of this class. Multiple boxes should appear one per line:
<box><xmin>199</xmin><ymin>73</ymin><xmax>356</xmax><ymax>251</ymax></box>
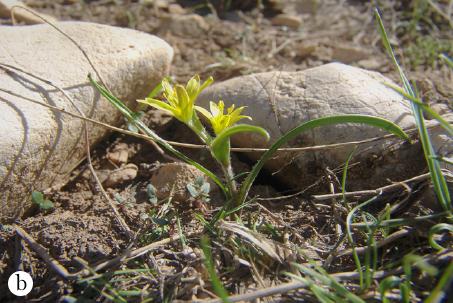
<box><xmin>186</xmin><ymin>75</ymin><xmax>200</xmax><ymax>102</ymax></box>
<box><xmin>210</xmin><ymin>101</ymin><xmax>220</xmax><ymax>117</ymax></box>
<box><xmin>200</xmin><ymin>76</ymin><xmax>214</xmax><ymax>92</ymax></box>
<box><xmin>175</xmin><ymin>85</ymin><xmax>192</xmax><ymax>122</ymax></box>
<box><xmin>138</xmin><ymin>98</ymin><xmax>176</xmax><ymax>115</ymax></box>
<box><xmin>195</xmin><ymin>106</ymin><xmax>213</xmax><ymax>120</ymax></box>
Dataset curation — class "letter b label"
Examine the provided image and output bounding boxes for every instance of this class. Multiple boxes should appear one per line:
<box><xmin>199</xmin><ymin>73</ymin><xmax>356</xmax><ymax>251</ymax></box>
<box><xmin>8</xmin><ymin>271</ymin><xmax>33</xmax><ymax>296</ymax></box>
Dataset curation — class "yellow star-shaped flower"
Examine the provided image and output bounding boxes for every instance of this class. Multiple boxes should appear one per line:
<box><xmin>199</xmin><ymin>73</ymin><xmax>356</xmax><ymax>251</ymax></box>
<box><xmin>196</xmin><ymin>101</ymin><xmax>251</xmax><ymax>135</ymax></box>
<box><xmin>138</xmin><ymin>75</ymin><xmax>213</xmax><ymax>124</ymax></box>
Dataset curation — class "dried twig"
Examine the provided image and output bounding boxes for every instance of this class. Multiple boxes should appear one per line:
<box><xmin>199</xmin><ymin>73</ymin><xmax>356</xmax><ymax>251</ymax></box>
<box><xmin>312</xmin><ymin>171</ymin><xmax>442</xmax><ymax>201</ymax></box>
<box><xmin>334</xmin><ymin>228</ymin><xmax>414</xmax><ymax>258</ymax></box>
<box><xmin>92</xmin><ymin>233</ymin><xmax>189</xmax><ymax>272</ymax></box>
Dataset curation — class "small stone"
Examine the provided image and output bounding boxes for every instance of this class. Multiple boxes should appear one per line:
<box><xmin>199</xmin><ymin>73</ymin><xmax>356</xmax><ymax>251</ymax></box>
<box><xmin>295</xmin><ymin>42</ymin><xmax>317</xmax><ymax>59</ymax></box>
<box><xmin>160</xmin><ymin>14</ymin><xmax>210</xmax><ymax>37</ymax></box>
<box><xmin>151</xmin><ymin>163</ymin><xmax>211</xmax><ymax>202</ymax></box>
<box><xmin>292</xmin><ymin>0</ymin><xmax>318</xmax><ymax>14</ymax></box>
<box><xmin>268</xmin><ymin>0</ymin><xmax>318</xmax><ymax>15</ymax></box>
<box><xmin>357</xmin><ymin>58</ymin><xmax>383</xmax><ymax>70</ymax></box>
<box><xmin>106</xmin><ymin>143</ymin><xmax>129</xmax><ymax>165</ymax></box>
<box><xmin>103</xmin><ymin>164</ymin><xmax>138</xmax><ymax>188</ymax></box>
<box><xmin>271</xmin><ymin>14</ymin><xmax>302</xmax><ymax>30</ymax></box>
<box><xmin>154</xmin><ymin>0</ymin><xmax>170</xmax><ymax>9</ymax></box>
<box><xmin>430</xmin><ymin>103</ymin><xmax>451</xmax><ymax>116</ymax></box>
<box><xmin>331</xmin><ymin>45</ymin><xmax>371</xmax><ymax>64</ymax></box>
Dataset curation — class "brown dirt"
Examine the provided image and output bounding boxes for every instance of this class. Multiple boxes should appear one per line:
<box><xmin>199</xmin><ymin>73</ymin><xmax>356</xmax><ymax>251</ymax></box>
<box><xmin>1</xmin><ymin>0</ymin><xmax>452</xmax><ymax>302</ymax></box>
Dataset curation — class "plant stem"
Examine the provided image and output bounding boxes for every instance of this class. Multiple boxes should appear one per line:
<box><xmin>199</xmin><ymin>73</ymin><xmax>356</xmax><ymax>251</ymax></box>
<box><xmin>221</xmin><ymin>162</ymin><xmax>237</xmax><ymax>201</ymax></box>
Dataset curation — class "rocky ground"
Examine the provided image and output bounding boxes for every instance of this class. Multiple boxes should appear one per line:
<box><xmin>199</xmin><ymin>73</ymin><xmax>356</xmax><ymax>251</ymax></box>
<box><xmin>0</xmin><ymin>0</ymin><xmax>452</xmax><ymax>302</ymax></box>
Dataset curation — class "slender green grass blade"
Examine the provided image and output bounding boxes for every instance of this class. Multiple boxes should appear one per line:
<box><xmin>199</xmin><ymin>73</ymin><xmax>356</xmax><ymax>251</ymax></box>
<box><xmin>200</xmin><ymin>236</ymin><xmax>231</xmax><ymax>302</ymax></box>
<box><xmin>428</xmin><ymin>223</ymin><xmax>453</xmax><ymax>250</ymax></box>
<box><xmin>439</xmin><ymin>54</ymin><xmax>453</xmax><ymax>69</ymax></box>
<box><xmin>375</xmin><ymin>8</ymin><xmax>451</xmax><ymax>212</ymax></box>
<box><xmin>342</xmin><ymin>147</ymin><xmax>357</xmax><ymax>205</ymax></box>
<box><xmin>385</xmin><ymin>84</ymin><xmax>453</xmax><ymax>136</ymax></box>
<box><xmin>379</xmin><ymin>276</ymin><xmax>402</xmax><ymax>303</ymax></box>
<box><xmin>425</xmin><ymin>261</ymin><xmax>453</xmax><ymax>303</ymax></box>
<box><xmin>346</xmin><ymin>195</ymin><xmax>380</xmax><ymax>289</ymax></box>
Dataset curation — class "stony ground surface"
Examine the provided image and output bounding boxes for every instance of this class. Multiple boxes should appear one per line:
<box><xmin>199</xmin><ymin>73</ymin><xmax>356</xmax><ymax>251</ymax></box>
<box><xmin>0</xmin><ymin>0</ymin><xmax>452</xmax><ymax>302</ymax></box>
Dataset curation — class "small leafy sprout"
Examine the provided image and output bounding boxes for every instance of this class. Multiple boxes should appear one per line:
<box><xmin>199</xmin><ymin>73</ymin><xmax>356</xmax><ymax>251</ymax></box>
<box><xmin>114</xmin><ymin>193</ymin><xmax>124</xmax><ymax>204</ymax></box>
<box><xmin>146</xmin><ymin>183</ymin><xmax>158</xmax><ymax>205</ymax></box>
<box><xmin>196</xmin><ymin>101</ymin><xmax>251</xmax><ymax>135</ymax></box>
<box><xmin>187</xmin><ymin>176</ymin><xmax>211</xmax><ymax>202</ymax></box>
<box><xmin>31</xmin><ymin>191</ymin><xmax>54</xmax><ymax>210</ymax></box>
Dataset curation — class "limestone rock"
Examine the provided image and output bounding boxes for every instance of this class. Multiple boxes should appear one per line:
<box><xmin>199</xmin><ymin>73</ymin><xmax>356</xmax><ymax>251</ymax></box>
<box><xmin>198</xmin><ymin>63</ymin><xmax>427</xmax><ymax>190</ymax></box>
<box><xmin>0</xmin><ymin>22</ymin><xmax>173</xmax><ymax>221</ymax></box>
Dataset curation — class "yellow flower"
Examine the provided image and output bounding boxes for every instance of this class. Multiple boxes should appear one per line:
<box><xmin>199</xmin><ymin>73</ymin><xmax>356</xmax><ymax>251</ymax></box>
<box><xmin>138</xmin><ymin>75</ymin><xmax>213</xmax><ymax>124</ymax></box>
<box><xmin>196</xmin><ymin>101</ymin><xmax>251</xmax><ymax>135</ymax></box>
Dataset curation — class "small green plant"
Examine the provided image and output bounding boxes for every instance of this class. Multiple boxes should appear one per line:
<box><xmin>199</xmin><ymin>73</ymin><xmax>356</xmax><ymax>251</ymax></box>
<box><xmin>187</xmin><ymin>176</ymin><xmax>211</xmax><ymax>202</ymax></box>
<box><xmin>146</xmin><ymin>183</ymin><xmax>158</xmax><ymax>204</ymax></box>
<box><xmin>138</xmin><ymin>75</ymin><xmax>269</xmax><ymax>206</ymax></box>
<box><xmin>89</xmin><ymin>74</ymin><xmax>410</xmax><ymax>219</ymax></box>
<box><xmin>31</xmin><ymin>191</ymin><xmax>54</xmax><ymax>210</ymax></box>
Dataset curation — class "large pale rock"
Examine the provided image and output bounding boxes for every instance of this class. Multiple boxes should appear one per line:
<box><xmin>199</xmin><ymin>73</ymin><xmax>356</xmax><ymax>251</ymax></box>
<box><xmin>198</xmin><ymin>63</ymin><xmax>431</xmax><ymax>189</ymax></box>
<box><xmin>0</xmin><ymin>22</ymin><xmax>173</xmax><ymax>222</ymax></box>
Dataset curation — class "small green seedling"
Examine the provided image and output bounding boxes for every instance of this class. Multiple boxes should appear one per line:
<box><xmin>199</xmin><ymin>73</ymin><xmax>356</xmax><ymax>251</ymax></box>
<box><xmin>146</xmin><ymin>183</ymin><xmax>158</xmax><ymax>204</ymax></box>
<box><xmin>31</xmin><ymin>191</ymin><xmax>54</xmax><ymax>210</ymax></box>
<box><xmin>187</xmin><ymin>176</ymin><xmax>211</xmax><ymax>202</ymax></box>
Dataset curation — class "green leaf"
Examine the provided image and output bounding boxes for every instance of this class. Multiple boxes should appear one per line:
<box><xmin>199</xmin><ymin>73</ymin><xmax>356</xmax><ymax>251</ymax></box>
<box><xmin>152</xmin><ymin>217</ymin><xmax>169</xmax><ymax>226</ymax></box>
<box><xmin>32</xmin><ymin>191</ymin><xmax>44</xmax><ymax>204</ymax></box>
<box><xmin>146</xmin><ymin>184</ymin><xmax>158</xmax><ymax>204</ymax></box>
<box><xmin>200</xmin><ymin>182</ymin><xmax>210</xmax><ymax>194</ymax></box>
<box><xmin>186</xmin><ymin>183</ymin><xmax>198</xmax><ymax>198</ymax></box>
<box><xmin>211</xmin><ymin>124</ymin><xmax>270</xmax><ymax>165</ymax></box>
<box><xmin>439</xmin><ymin>53</ymin><xmax>453</xmax><ymax>69</ymax></box>
<box><xmin>31</xmin><ymin>191</ymin><xmax>54</xmax><ymax>210</ymax></box>
<box><xmin>238</xmin><ymin>114</ymin><xmax>410</xmax><ymax>206</ymax></box>
<box><xmin>379</xmin><ymin>276</ymin><xmax>402</xmax><ymax>303</ymax></box>
<box><xmin>39</xmin><ymin>199</ymin><xmax>54</xmax><ymax>210</ymax></box>
<box><xmin>385</xmin><ymin>83</ymin><xmax>453</xmax><ymax>137</ymax></box>
<box><xmin>425</xmin><ymin>261</ymin><xmax>453</xmax><ymax>303</ymax></box>
<box><xmin>428</xmin><ymin>223</ymin><xmax>453</xmax><ymax>251</ymax></box>
<box><xmin>200</xmin><ymin>236</ymin><xmax>231</xmax><ymax>303</ymax></box>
